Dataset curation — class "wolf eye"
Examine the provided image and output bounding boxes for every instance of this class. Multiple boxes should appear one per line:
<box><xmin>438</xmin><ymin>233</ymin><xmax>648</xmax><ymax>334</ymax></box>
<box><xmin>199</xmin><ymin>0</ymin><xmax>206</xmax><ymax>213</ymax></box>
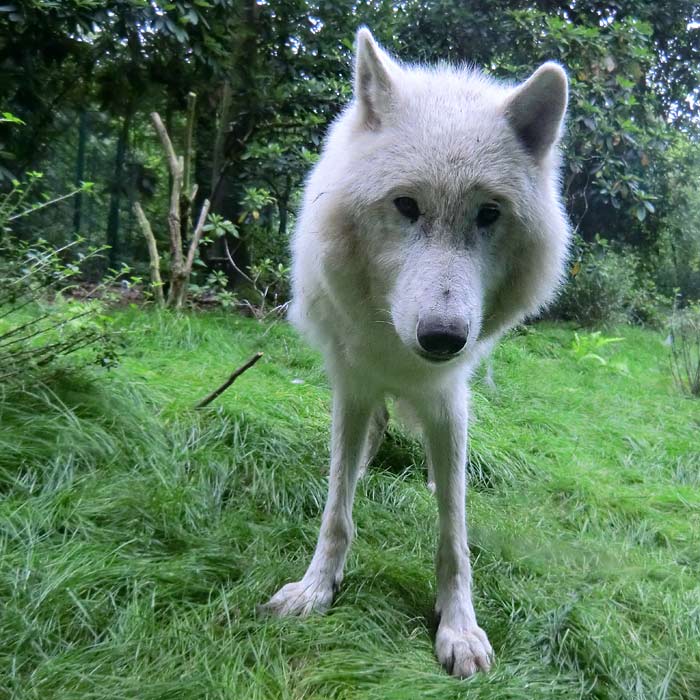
<box><xmin>476</xmin><ymin>203</ymin><xmax>500</xmax><ymax>227</ymax></box>
<box><xmin>394</xmin><ymin>197</ymin><xmax>420</xmax><ymax>223</ymax></box>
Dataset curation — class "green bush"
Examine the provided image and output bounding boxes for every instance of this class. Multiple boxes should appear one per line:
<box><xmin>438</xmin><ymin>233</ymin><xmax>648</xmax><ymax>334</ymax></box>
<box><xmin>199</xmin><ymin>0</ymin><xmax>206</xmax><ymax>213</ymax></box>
<box><xmin>669</xmin><ymin>303</ymin><xmax>700</xmax><ymax>397</ymax></box>
<box><xmin>653</xmin><ymin>228</ymin><xmax>700</xmax><ymax>303</ymax></box>
<box><xmin>0</xmin><ymin>236</ymin><xmax>122</xmax><ymax>384</ymax></box>
<box><xmin>0</xmin><ymin>159</ymin><xmax>126</xmax><ymax>385</ymax></box>
<box><xmin>551</xmin><ymin>236</ymin><xmax>670</xmax><ymax>327</ymax></box>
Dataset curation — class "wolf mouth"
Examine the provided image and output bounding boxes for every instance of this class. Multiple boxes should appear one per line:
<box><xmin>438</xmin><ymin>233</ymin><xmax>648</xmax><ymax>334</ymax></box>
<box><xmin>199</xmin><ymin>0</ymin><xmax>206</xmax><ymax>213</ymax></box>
<box><xmin>417</xmin><ymin>351</ymin><xmax>460</xmax><ymax>364</ymax></box>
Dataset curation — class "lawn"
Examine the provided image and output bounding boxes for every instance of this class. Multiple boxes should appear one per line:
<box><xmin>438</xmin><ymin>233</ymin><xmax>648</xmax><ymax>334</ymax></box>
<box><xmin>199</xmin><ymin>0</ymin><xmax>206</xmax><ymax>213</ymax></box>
<box><xmin>1</xmin><ymin>310</ymin><xmax>698</xmax><ymax>699</ymax></box>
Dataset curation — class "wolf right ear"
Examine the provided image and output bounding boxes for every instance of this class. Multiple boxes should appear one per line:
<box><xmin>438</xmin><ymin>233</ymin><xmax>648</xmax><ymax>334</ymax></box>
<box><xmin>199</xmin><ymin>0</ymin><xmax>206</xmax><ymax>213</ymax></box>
<box><xmin>505</xmin><ymin>62</ymin><xmax>568</xmax><ymax>159</ymax></box>
<box><xmin>354</xmin><ymin>27</ymin><xmax>397</xmax><ymax>129</ymax></box>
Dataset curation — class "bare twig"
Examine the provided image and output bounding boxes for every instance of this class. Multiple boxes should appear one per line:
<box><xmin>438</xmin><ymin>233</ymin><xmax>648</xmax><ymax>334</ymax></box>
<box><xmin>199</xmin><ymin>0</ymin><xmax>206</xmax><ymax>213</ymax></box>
<box><xmin>0</xmin><ymin>309</ymin><xmax>94</xmax><ymax>349</ymax></box>
<box><xmin>183</xmin><ymin>92</ymin><xmax>197</xmax><ymax>197</ymax></box>
<box><xmin>7</xmin><ymin>239</ymin><xmax>85</xmax><ymax>287</ymax></box>
<box><xmin>151</xmin><ymin>112</ymin><xmax>184</xmax><ymax>304</ymax></box>
<box><xmin>150</xmin><ymin>112</ymin><xmax>180</xmax><ymax>178</ymax></box>
<box><xmin>132</xmin><ymin>201</ymin><xmax>165</xmax><ymax>305</ymax></box>
<box><xmin>170</xmin><ymin>198</ymin><xmax>211</xmax><ymax>310</ymax></box>
<box><xmin>669</xmin><ymin>308</ymin><xmax>700</xmax><ymax>397</ymax></box>
<box><xmin>149</xmin><ymin>109</ymin><xmax>209</xmax><ymax>308</ymax></box>
<box><xmin>8</xmin><ymin>187</ymin><xmax>84</xmax><ymax>222</ymax></box>
<box><xmin>178</xmin><ymin>92</ymin><xmax>198</xmax><ymax>243</ymax></box>
<box><xmin>223</xmin><ymin>236</ymin><xmax>255</xmax><ymax>287</ymax></box>
<box><xmin>0</xmin><ymin>312</ymin><xmax>51</xmax><ymax>342</ymax></box>
<box><xmin>195</xmin><ymin>352</ymin><xmax>264</xmax><ymax>408</ymax></box>
<box><xmin>169</xmin><ymin>156</ymin><xmax>185</xmax><ymax>263</ymax></box>
<box><xmin>184</xmin><ymin>198</ymin><xmax>211</xmax><ymax>275</ymax></box>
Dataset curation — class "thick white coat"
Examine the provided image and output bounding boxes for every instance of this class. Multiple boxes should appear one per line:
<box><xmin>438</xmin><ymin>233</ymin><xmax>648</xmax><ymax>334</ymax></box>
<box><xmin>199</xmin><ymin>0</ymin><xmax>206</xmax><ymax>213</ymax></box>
<box><xmin>263</xmin><ymin>28</ymin><xmax>571</xmax><ymax>678</ymax></box>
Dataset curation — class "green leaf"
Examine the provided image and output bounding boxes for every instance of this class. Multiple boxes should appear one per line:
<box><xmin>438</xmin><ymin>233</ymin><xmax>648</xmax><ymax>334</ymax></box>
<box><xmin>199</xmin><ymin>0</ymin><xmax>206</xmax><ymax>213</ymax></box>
<box><xmin>1</xmin><ymin>112</ymin><xmax>24</xmax><ymax>125</ymax></box>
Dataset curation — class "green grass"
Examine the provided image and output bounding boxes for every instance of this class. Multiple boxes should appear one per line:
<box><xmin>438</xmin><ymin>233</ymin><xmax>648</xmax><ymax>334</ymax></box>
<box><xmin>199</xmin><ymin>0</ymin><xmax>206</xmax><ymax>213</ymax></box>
<box><xmin>1</xmin><ymin>310</ymin><xmax>698</xmax><ymax>699</ymax></box>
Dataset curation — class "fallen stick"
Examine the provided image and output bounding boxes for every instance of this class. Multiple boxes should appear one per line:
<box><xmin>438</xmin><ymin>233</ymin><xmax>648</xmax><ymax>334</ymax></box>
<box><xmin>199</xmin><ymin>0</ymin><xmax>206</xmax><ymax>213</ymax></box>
<box><xmin>195</xmin><ymin>352</ymin><xmax>263</xmax><ymax>408</ymax></box>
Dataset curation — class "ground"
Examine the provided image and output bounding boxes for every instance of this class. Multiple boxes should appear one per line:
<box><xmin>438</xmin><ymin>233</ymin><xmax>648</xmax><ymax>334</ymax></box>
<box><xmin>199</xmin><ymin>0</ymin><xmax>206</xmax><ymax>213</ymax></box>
<box><xmin>1</xmin><ymin>310</ymin><xmax>699</xmax><ymax>699</ymax></box>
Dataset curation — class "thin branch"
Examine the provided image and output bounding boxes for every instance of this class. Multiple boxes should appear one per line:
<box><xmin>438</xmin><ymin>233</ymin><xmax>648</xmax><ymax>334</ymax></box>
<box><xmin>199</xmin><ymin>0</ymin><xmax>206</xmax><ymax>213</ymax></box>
<box><xmin>170</xmin><ymin>155</ymin><xmax>184</xmax><ymax>260</ymax></box>
<box><xmin>223</xmin><ymin>236</ymin><xmax>255</xmax><ymax>287</ymax></box>
<box><xmin>183</xmin><ymin>92</ymin><xmax>197</xmax><ymax>197</ymax></box>
<box><xmin>35</xmin><ymin>333</ymin><xmax>108</xmax><ymax>366</ymax></box>
<box><xmin>0</xmin><ymin>295</ymin><xmax>43</xmax><ymax>321</ymax></box>
<box><xmin>184</xmin><ymin>199</ymin><xmax>211</xmax><ymax>275</ymax></box>
<box><xmin>8</xmin><ymin>187</ymin><xmax>84</xmax><ymax>222</ymax></box>
<box><xmin>0</xmin><ymin>313</ymin><xmax>51</xmax><ymax>342</ymax></box>
<box><xmin>150</xmin><ymin>112</ymin><xmax>180</xmax><ymax>178</ymax></box>
<box><xmin>6</xmin><ymin>239</ymin><xmax>85</xmax><ymax>287</ymax></box>
<box><xmin>195</xmin><ymin>352</ymin><xmax>264</xmax><ymax>408</ymax></box>
<box><xmin>2</xmin><ymin>329</ymin><xmax>103</xmax><ymax>364</ymax></box>
<box><xmin>166</xmin><ymin>154</ymin><xmax>184</xmax><ymax>307</ymax></box>
<box><xmin>132</xmin><ymin>201</ymin><xmax>165</xmax><ymax>305</ymax></box>
<box><xmin>0</xmin><ymin>309</ymin><xmax>94</xmax><ymax>349</ymax></box>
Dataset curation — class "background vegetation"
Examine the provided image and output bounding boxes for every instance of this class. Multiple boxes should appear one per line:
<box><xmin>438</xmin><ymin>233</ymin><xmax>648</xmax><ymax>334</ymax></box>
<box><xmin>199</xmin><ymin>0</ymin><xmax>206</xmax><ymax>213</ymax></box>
<box><xmin>1</xmin><ymin>2</ymin><xmax>700</xmax><ymax>698</ymax></box>
<box><xmin>1</xmin><ymin>0</ymin><xmax>699</xmax><ymax>320</ymax></box>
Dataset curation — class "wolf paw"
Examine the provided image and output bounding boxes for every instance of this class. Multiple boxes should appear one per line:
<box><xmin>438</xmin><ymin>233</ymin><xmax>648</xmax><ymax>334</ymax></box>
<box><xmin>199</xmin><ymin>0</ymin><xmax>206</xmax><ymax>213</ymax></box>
<box><xmin>259</xmin><ymin>578</ymin><xmax>335</xmax><ymax>617</ymax></box>
<box><xmin>435</xmin><ymin>623</ymin><xmax>493</xmax><ymax>678</ymax></box>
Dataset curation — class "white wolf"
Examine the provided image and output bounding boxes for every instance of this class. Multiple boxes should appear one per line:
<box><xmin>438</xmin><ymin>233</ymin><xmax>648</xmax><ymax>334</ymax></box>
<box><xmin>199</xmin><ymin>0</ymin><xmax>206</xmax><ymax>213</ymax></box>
<box><xmin>262</xmin><ymin>28</ymin><xmax>570</xmax><ymax>677</ymax></box>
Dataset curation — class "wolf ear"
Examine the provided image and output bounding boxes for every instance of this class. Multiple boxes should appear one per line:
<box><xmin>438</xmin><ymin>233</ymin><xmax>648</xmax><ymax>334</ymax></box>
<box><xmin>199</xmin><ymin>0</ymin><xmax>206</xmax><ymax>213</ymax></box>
<box><xmin>354</xmin><ymin>27</ymin><xmax>396</xmax><ymax>129</ymax></box>
<box><xmin>505</xmin><ymin>62</ymin><xmax>568</xmax><ymax>159</ymax></box>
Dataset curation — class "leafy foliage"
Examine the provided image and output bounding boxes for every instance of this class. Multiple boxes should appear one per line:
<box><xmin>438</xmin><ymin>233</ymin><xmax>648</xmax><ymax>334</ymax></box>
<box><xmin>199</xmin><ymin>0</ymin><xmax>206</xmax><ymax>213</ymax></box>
<box><xmin>652</xmin><ymin>138</ymin><xmax>700</xmax><ymax>302</ymax></box>
<box><xmin>0</xmin><ymin>171</ymin><xmax>94</xmax><ymax>233</ymax></box>
<box><xmin>0</xmin><ymin>237</ymin><xmax>122</xmax><ymax>383</ymax></box>
<box><xmin>502</xmin><ymin>10</ymin><xmax>665</xmax><ymax>248</ymax></box>
<box><xmin>569</xmin><ymin>330</ymin><xmax>629</xmax><ymax>374</ymax></box>
<box><xmin>1</xmin><ymin>1</ymin><xmax>699</xmax><ymax>323</ymax></box>
<box><xmin>194</xmin><ymin>213</ymin><xmax>290</xmax><ymax>316</ymax></box>
<box><xmin>0</xmin><ymin>164</ymin><xmax>122</xmax><ymax>383</ymax></box>
<box><xmin>552</xmin><ymin>236</ymin><xmax>670</xmax><ymax>327</ymax></box>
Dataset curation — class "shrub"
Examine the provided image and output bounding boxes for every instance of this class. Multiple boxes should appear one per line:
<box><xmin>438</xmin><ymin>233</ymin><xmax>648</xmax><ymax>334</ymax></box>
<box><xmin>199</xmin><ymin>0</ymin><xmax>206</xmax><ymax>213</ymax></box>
<box><xmin>197</xmin><ymin>213</ymin><xmax>290</xmax><ymax>318</ymax></box>
<box><xmin>551</xmin><ymin>235</ymin><xmax>670</xmax><ymax>327</ymax></box>
<box><xmin>0</xmin><ymin>168</ymin><xmax>121</xmax><ymax>384</ymax></box>
<box><xmin>653</xmin><ymin>228</ymin><xmax>700</xmax><ymax>304</ymax></box>
<box><xmin>0</xmin><ymin>237</ymin><xmax>122</xmax><ymax>383</ymax></box>
<box><xmin>669</xmin><ymin>303</ymin><xmax>700</xmax><ymax>397</ymax></box>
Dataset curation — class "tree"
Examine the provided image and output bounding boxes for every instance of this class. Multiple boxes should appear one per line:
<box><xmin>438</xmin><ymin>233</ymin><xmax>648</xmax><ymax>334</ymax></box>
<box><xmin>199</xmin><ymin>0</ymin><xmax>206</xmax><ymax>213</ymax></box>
<box><xmin>2</xmin><ymin>0</ymin><xmax>698</xmax><ymax>304</ymax></box>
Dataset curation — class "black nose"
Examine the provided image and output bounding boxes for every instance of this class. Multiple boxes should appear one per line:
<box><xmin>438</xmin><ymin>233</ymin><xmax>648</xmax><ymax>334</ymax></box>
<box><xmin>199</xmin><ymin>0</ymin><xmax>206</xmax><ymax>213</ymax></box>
<box><xmin>416</xmin><ymin>318</ymin><xmax>468</xmax><ymax>358</ymax></box>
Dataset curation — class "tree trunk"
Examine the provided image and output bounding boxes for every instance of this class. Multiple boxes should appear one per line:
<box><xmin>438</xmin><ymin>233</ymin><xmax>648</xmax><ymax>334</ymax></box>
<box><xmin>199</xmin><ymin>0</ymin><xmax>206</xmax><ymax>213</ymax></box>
<box><xmin>196</xmin><ymin>0</ymin><xmax>260</xmax><ymax>288</ymax></box>
<box><xmin>211</xmin><ymin>81</ymin><xmax>232</xmax><ymax>195</ymax></box>
<box><xmin>105</xmin><ymin>109</ymin><xmax>132</xmax><ymax>267</ymax></box>
<box><xmin>179</xmin><ymin>92</ymin><xmax>198</xmax><ymax>253</ymax></box>
<box><xmin>72</xmin><ymin>110</ymin><xmax>88</xmax><ymax>234</ymax></box>
<box><xmin>133</xmin><ymin>201</ymin><xmax>165</xmax><ymax>306</ymax></box>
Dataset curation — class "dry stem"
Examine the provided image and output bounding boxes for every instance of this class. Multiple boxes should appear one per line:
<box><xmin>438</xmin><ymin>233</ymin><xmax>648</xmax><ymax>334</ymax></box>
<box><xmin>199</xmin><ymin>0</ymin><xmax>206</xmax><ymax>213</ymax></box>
<box><xmin>195</xmin><ymin>352</ymin><xmax>264</xmax><ymax>408</ymax></box>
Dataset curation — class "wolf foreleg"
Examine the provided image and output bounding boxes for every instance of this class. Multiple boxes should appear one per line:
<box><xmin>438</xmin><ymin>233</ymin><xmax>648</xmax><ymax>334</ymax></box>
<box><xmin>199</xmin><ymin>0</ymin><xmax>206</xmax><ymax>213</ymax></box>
<box><xmin>417</xmin><ymin>386</ymin><xmax>493</xmax><ymax>677</ymax></box>
<box><xmin>261</xmin><ymin>387</ymin><xmax>375</xmax><ymax>616</ymax></box>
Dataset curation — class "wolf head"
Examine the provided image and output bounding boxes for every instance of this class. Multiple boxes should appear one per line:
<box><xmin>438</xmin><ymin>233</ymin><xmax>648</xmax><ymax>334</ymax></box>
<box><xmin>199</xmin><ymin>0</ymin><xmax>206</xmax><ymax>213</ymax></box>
<box><xmin>299</xmin><ymin>28</ymin><xmax>570</xmax><ymax>365</ymax></box>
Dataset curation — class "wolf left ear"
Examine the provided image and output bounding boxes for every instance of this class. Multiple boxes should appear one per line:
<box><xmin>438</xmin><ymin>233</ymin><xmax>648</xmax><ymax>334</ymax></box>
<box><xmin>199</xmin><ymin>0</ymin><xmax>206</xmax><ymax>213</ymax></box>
<box><xmin>505</xmin><ymin>62</ymin><xmax>568</xmax><ymax>159</ymax></box>
<box><xmin>354</xmin><ymin>27</ymin><xmax>397</xmax><ymax>129</ymax></box>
